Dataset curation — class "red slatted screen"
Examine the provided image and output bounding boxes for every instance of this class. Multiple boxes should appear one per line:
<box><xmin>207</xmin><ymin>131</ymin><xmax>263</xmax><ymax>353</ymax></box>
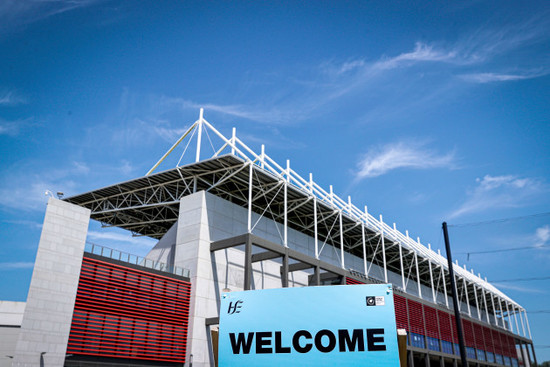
<box><xmin>407</xmin><ymin>299</ymin><xmax>425</xmax><ymax>335</ymax></box>
<box><xmin>424</xmin><ymin>305</ymin><xmax>439</xmax><ymax>339</ymax></box>
<box><xmin>508</xmin><ymin>335</ymin><xmax>517</xmax><ymax>357</ymax></box>
<box><xmin>483</xmin><ymin>326</ymin><xmax>495</xmax><ymax>353</ymax></box>
<box><xmin>394</xmin><ymin>294</ymin><xmax>408</xmax><ymax>331</ymax></box>
<box><xmin>451</xmin><ymin>315</ymin><xmax>459</xmax><ymax>343</ymax></box>
<box><xmin>67</xmin><ymin>256</ymin><xmax>191</xmax><ymax>363</ymax></box>
<box><xmin>437</xmin><ymin>310</ymin><xmax>453</xmax><ymax>343</ymax></box>
<box><xmin>462</xmin><ymin>320</ymin><xmax>475</xmax><ymax>348</ymax></box>
<box><xmin>473</xmin><ymin>322</ymin><xmax>485</xmax><ymax>350</ymax></box>
<box><xmin>345</xmin><ymin>277</ymin><xmax>364</xmax><ymax>285</ymax></box>
<box><xmin>492</xmin><ymin>328</ymin><xmax>502</xmax><ymax>355</ymax></box>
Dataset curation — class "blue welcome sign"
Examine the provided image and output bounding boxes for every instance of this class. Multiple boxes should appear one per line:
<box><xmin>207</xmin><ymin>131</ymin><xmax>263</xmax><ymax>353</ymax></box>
<box><xmin>219</xmin><ymin>284</ymin><xmax>400</xmax><ymax>366</ymax></box>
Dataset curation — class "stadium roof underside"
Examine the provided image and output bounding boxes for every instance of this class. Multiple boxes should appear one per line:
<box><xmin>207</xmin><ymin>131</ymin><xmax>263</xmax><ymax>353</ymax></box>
<box><xmin>64</xmin><ymin>111</ymin><xmax>527</xmax><ymax>335</ymax></box>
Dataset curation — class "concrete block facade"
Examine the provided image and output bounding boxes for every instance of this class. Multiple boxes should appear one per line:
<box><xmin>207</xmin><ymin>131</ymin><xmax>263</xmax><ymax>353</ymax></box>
<box><xmin>13</xmin><ymin>198</ymin><xmax>90</xmax><ymax>367</ymax></box>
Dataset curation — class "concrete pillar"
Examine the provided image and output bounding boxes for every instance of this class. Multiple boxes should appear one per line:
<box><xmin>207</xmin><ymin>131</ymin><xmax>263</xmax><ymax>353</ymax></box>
<box><xmin>173</xmin><ymin>191</ymin><xmax>215</xmax><ymax>367</ymax></box>
<box><xmin>13</xmin><ymin>198</ymin><xmax>90</xmax><ymax>367</ymax></box>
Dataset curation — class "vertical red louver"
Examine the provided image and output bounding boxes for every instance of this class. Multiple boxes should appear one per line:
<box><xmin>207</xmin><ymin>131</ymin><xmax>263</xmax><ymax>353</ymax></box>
<box><xmin>394</xmin><ymin>294</ymin><xmax>408</xmax><ymax>331</ymax></box>
<box><xmin>67</xmin><ymin>256</ymin><xmax>191</xmax><ymax>363</ymax></box>
<box><xmin>423</xmin><ymin>305</ymin><xmax>439</xmax><ymax>340</ymax></box>
<box><xmin>407</xmin><ymin>299</ymin><xmax>425</xmax><ymax>336</ymax></box>
<box><xmin>437</xmin><ymin>310</ymin><xmax>453</xmax><ymax>343</ymax></box>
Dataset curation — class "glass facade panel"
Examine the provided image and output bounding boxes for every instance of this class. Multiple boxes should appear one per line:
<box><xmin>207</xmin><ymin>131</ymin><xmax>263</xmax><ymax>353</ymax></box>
<box><xmin>410</xmin><ymin>333</ymin><xmax>425</xmax><ymax>349</ymax></box>
<box><xmin>477</xmin><ymin>349</ymin><xmax>486</xmax><ymax>361</ymax></box>
<box><xmin>441</xmin><ymin>340</ymin><xmax>453</xmax><ymax>355</ymax></box>
<box><xmin>454</xmin><ymin>344</ymin><xmax>460</xmax><ymax>355</ymax></box>
<box><xmin>427</xmin><ymin>337</ymin><xmax>440</xmax><ymax>351</ymax></box>
<box><xmin>511</xmin><ymin>358</ymin><xmax>519</xmax><ymax>367</ymax></box>
<box><xmin>496</xmin><ymin>354</ymin><xmax>504</xmax><ymax>365</ymax></box>
<box><xmin>487</xmin><ymin>352</ymin><xmax>495</xmax><ymax>363</ymax></box>
<box><xmin>467</xmin><ymin>347</ymin><xmax>477</xmax><ymax>360</ymax></box>
<box><xmin>504</xmin><ymin>356</ymin><xmax>512</xmax><ymax>366</ymax></box>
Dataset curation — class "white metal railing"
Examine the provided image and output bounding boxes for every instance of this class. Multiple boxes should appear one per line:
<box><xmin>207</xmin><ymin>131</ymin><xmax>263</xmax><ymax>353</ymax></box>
<box><xmin>85</xmin><ymin>242</ymin><xmax>190</xmax><ymax>278</ymax></box>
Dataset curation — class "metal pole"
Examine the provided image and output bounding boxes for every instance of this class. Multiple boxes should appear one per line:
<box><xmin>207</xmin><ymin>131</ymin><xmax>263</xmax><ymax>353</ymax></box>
<box><xmin>364</xmin><ymin>206</ymin><xmax>369</xmax><ymax>276</ymax></box>
<box><xmin>380</xmin><ymin>215</ymin><xmax>388</xmax><ymax>283</ymax></box>
<box><xmin>195</xmin><ymin>108</ymin><xmax>203</xmax><ymax>162</ymax></box>
<box><xmin>247</xmin><ymin>162</ymin><xmax>253</xmax><ymax>233</ymax></box>
<box><xmin>284</xmin><ymin>160</ymin><xmax>289</xmax><ymax>247</ymax></box>
<box><xmin>427</xmin><ymin>243</ymin><xmax>436</xmax><ymax>303</ymax></box>
<box><xmin>396</xmin><ymin>224</ymin><xmax>405</xmax><ymax>291</ymax></box>
<box><xmin>361</xmin><ymin>212</ymin><xmax>367</xmax><ymax>275</ymax></box>
<box><xmin>339</xmin><ymin>210</ymin><xmax>345</xmax><ymax>269</ymax></box>
<box><xmin>442</xmin><ymin>222</ymin><xmax>468</xmax><ymax>367</ymax></box>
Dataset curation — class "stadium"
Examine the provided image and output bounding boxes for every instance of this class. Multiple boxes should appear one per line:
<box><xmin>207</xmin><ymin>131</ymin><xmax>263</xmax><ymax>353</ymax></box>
<box><xmin>0</xmin><ymin>111</ymin><xmax>538</xmax><ymax>367</ymax></box>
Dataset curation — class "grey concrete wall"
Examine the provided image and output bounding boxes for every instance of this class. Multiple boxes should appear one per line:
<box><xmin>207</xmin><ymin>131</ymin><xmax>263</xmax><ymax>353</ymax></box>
<box><xmin>13</xmin><ymin>198</ymin><xmax>90</xmax><ymax>367</ymax></box>
<box><xmin>0</xmin><ymin>301</ymin><xmax>25</xmax><ymax>367</ymax></box>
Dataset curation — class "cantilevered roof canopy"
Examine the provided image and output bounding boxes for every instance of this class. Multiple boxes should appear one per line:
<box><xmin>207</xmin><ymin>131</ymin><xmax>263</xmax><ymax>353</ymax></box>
<box><xmin>64</xmin><ymin>110</ymin><xmax>527</xmax><ymax>332</ymax></box>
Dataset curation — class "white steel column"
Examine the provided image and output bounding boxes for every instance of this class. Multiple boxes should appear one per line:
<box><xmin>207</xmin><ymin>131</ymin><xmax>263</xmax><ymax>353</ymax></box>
<box><xmin>310</xmin><ymin>174</ymin><xmax>318</xmax><ymax>259</ymax></box>
<box><xmin>284</xmin><ymin>160</ymin><xmax>289</xmax><ymax>247</ymax></box>
<box><xmin>439</xmin><ymin>249</ymin><xmax>449</xmax><ymax>308</ymax></box>
<box><xmin>260</xmin><ymin>144</ymin><xmax>265</xmax><ymax>169</ymax></box>
<box><xmin>409</xmin><ymin>231</ymin><xmax>421</xmax><ymax>299</ymax></box>
<box><xmin>396</xmin><ymin>224</ymin><xmax>405</xmax><ymax>291</ymax></box>
<box><xmin>231</xmin><ymin>127</ymin><xmax>236</xmax><ymax>155</ymax></box>
<box><xmin>506</xmin><ymin>302</ymin><xmax>513</xmax><ymax>332</ymax></box>
<box><xmin>483</xmin><ymin>289</ymin><xmax>490</xmax><ymax>324</ymax></box>
<box><xmin>339</xmin><ymin>210</ymin><xmax>345</xmax><ymax>269</ymax></box>
<box><xmin>463</xmin><ymin>277</ymin><xmax>471</xmax><ymax>317</ymax></box>
<box><xmin>426</xmin><ymin>241</ymin><xmax>436</xmax><ymax>303</ymax></box>
<box><xmin>247</xmin><ymin>162</ymin><xmax>253</xmax><ymax>233</ymax></box>
<box><xmin>489</xmin><ymin>292</ymin><xmax>498</xmax><ymax>326</ymax></box>
<box><xmin>498</xmin><ymin>297</ymin><xmax>505</xmax><ymax>328</ymax></box>
<box><xmin>195</xmin><ymin>108</ymin><xmax>203</xmax><ymax>162</ymax></box>
<box><xmin>362</xmin><ymin>207</ymin><xmax>368</xmax><ymax>275</ymax></box>
<box><xmin>513</xmin><ymin>306</ymin><xmax>520</xmax><ymax>336</ymax></box>
<box><xmin>519</xmin><ymin>309</ymin><xmax>526</xmax><ymax>337</ymax></box>
<box><xmin>473</xmin><ymin>283</ymin><xmax>481</xmax><ymax>320</ymax></box>
<box><xmin>524</xmin><ymin>310</ymin><xmax>532</xmax><ymax>339</ymax></box>
<box><xmin>380</xmin><ymin>215</ymin><xmax>388</xmax><ymax>283</ymax></box>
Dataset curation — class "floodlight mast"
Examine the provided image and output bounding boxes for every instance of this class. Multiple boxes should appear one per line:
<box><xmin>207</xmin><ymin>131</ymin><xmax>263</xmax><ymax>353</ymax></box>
<box><xmin>443</xmin><ymin>222</ymin><xmax>468</xmax><ymax>367</ymax></box>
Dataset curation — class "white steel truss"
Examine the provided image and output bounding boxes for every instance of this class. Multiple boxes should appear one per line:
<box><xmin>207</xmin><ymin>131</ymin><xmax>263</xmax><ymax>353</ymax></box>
<box><xmin>66</xmin><ymin>109</ymin><xmax>529</xmax><ymax>338</ymax></box>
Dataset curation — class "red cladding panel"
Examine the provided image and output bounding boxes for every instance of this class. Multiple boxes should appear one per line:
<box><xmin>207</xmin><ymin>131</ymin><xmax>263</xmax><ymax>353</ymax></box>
<box><xmin>462</xmin><ymin>320</ymin><xmax>475</xmax><ymax>348</ymax></box>
<box><xmin>423</xmin><ymin>305</ymin><xmax>439</xmax><ymax>339</ymax></box>
<box><xmin>394</xmin><ymin>294</ymin><xmax>408</xmax><ymax>331</ymax></box>
<box><xmin>407</xmin><ymin>300</ymin><xmax>425</xmax><ymax>335</ymax></box>
<box><xmin>345</xmin><ymin>277</ymin><xmax>365</xmax><ymax>285</ymax></box>
<box><xmin>483</xmin><ymin>326</ymin><xmax>495</xmax><ymax>353</ymax></box>
<box><xmin>473</xmin><ymin>322</ymin><xmax>486</xmax><ymax>350</ymax></box>
<box><xmin>438</xmin><ymin>310</ymin><xmax>453</xmax><ymax>343</ymax></box>
<box><xmin>67</xmin><ymin>257</ymin><xmax>191</xmax><ymax>363</ymax></box>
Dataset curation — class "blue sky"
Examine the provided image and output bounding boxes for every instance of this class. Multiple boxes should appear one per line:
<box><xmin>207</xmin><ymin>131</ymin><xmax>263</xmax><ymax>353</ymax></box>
<box><xmin>0</xmin><ymin>0</ymin><xmax>549</xmax><ymax>359</ymax></box>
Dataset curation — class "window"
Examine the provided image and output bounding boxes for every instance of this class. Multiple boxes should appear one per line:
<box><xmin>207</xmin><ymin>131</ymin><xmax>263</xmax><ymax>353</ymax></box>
<box><xmin>410</xmin><ymin>333</ymin><xmax>425</xmax><ymax>349</ymax></box>
<box><xmin>441</xmin><ymin>340</ymin><xmax>453</xmax><ymax>354</ymax></box>
<box><xmin>427</xmin><ymin>337</ymin><xmax>440</xmax><ymax>351</ymax></box>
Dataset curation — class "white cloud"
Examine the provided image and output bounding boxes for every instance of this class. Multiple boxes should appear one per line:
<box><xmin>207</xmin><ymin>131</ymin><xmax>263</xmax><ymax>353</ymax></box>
<box><xmin>0</xmin><ymin>0</ymin><xmax>104</xmax><ymax>33</ymax></box>
<box><xmin>0</xmin><ymin>262</ymin><xmax>34</xmax><ymax>270</ymax></box>
<box><xmin>355</xmin><ymin>141</ymin><xmax>455</xmax><ymax>179</ymax></box>
<box><xmin>87</xmin><ymin>230</ymin><xmax>156</xmax><ymax>251</ymax></box>
<box><xmin>0</xmin><ymin>118</ymin><xmax>31</xmax><ymax>136</ymax></box>
<box><xmin>373</xmin><ymin>42</ymin><xmax>458</xmax><ymax>71</ymax></box>
<box><xmin>0</xmin><ymin>90</ymin><xmax>26</xmax><ymax>105</ymax></box>
<box><xmin>449</xmin><ymin>175</ymin><xmax>543</xmax><ymax>218</ymax></box>
<box><xmin>460</xmin><ymin>71</ymin><xmax>548</xmax><ymax>83</ymax></box>
<box><xmin>494</xmin><ymin>283</ymin><xmax>547</xmax><ymax>294</ymax></box>
<box><xmin>534</xmin><ymin>225</ymin><xmax>550</xmax><ymax>247</ymax></box>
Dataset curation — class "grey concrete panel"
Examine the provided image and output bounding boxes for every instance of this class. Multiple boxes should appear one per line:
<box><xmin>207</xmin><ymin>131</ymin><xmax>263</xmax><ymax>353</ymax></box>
<box><xmin>13</xmin><ymin>198</ymin><xmax>90</xmax><ymax>367</ymax></box>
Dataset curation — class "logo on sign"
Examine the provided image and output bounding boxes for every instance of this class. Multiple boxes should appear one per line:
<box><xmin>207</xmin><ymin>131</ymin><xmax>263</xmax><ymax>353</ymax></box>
<box><xmin>366</xmin><ymin>296</ymin><xmax>385</xmax><ymax>306</ymax></box>
<box><xmin>228</xmin><ymin>300</ymin><xmax>244</xmax><ymax>314</ymax></box>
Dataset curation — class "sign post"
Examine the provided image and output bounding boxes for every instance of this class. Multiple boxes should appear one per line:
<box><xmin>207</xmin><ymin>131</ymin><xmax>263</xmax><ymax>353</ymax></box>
<box><xmin>219</xmin><ymin>284</ymin><xmax>400</xmax><ymax>366</ymax></box>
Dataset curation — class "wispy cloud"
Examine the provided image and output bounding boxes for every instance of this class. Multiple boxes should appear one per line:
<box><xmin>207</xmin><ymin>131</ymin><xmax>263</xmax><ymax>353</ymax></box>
<box><xmin>0</xmin><ymin>0</ymin><xmax>104</xmax><ymax>33</ymax></box>
<box><xmin>494</xmin><ymin>283</ymin><xmax>547</xmax><ymax>294</ymax></box>
<box><xmin>449</xmin><ymin>175</ymin><xmax>544</xmax><ymax>218</ymax></box>
<box><xmin>373</xmin><ymin>42</ymin><xmax>459</xmax><ymax>71</ymax></box>
<box><xmin>355</xmin><ymin>141</ymin><xmax>455</xmax><ymax>179</ymax></box>
<box><xmin>0</xmin><ymin>262</ymin><xmax>34</xmax><ymax>270</ymax></box>
<box><xmin>0</xmin><ymin>90</ymin><xmax>26</xmax><ymax>105</ymax></box>
<box><xmin>0</xmin><ymin>118</ymin><xmax>34</xmax><ymax>136</ymax></box>
<box><xmin>461</xmin><ymin>71</ymin><xmax>549</xmax><ymax>83</ymax></box>
<box><xmin>534</xmin><ymin>225</ymin><xmax>550</xmax><ymax>248</ymax></box>
<box><xmin>87</xmin><ymin>230</ymin><xmax>156</xmax><ymax>251</ymax></box>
